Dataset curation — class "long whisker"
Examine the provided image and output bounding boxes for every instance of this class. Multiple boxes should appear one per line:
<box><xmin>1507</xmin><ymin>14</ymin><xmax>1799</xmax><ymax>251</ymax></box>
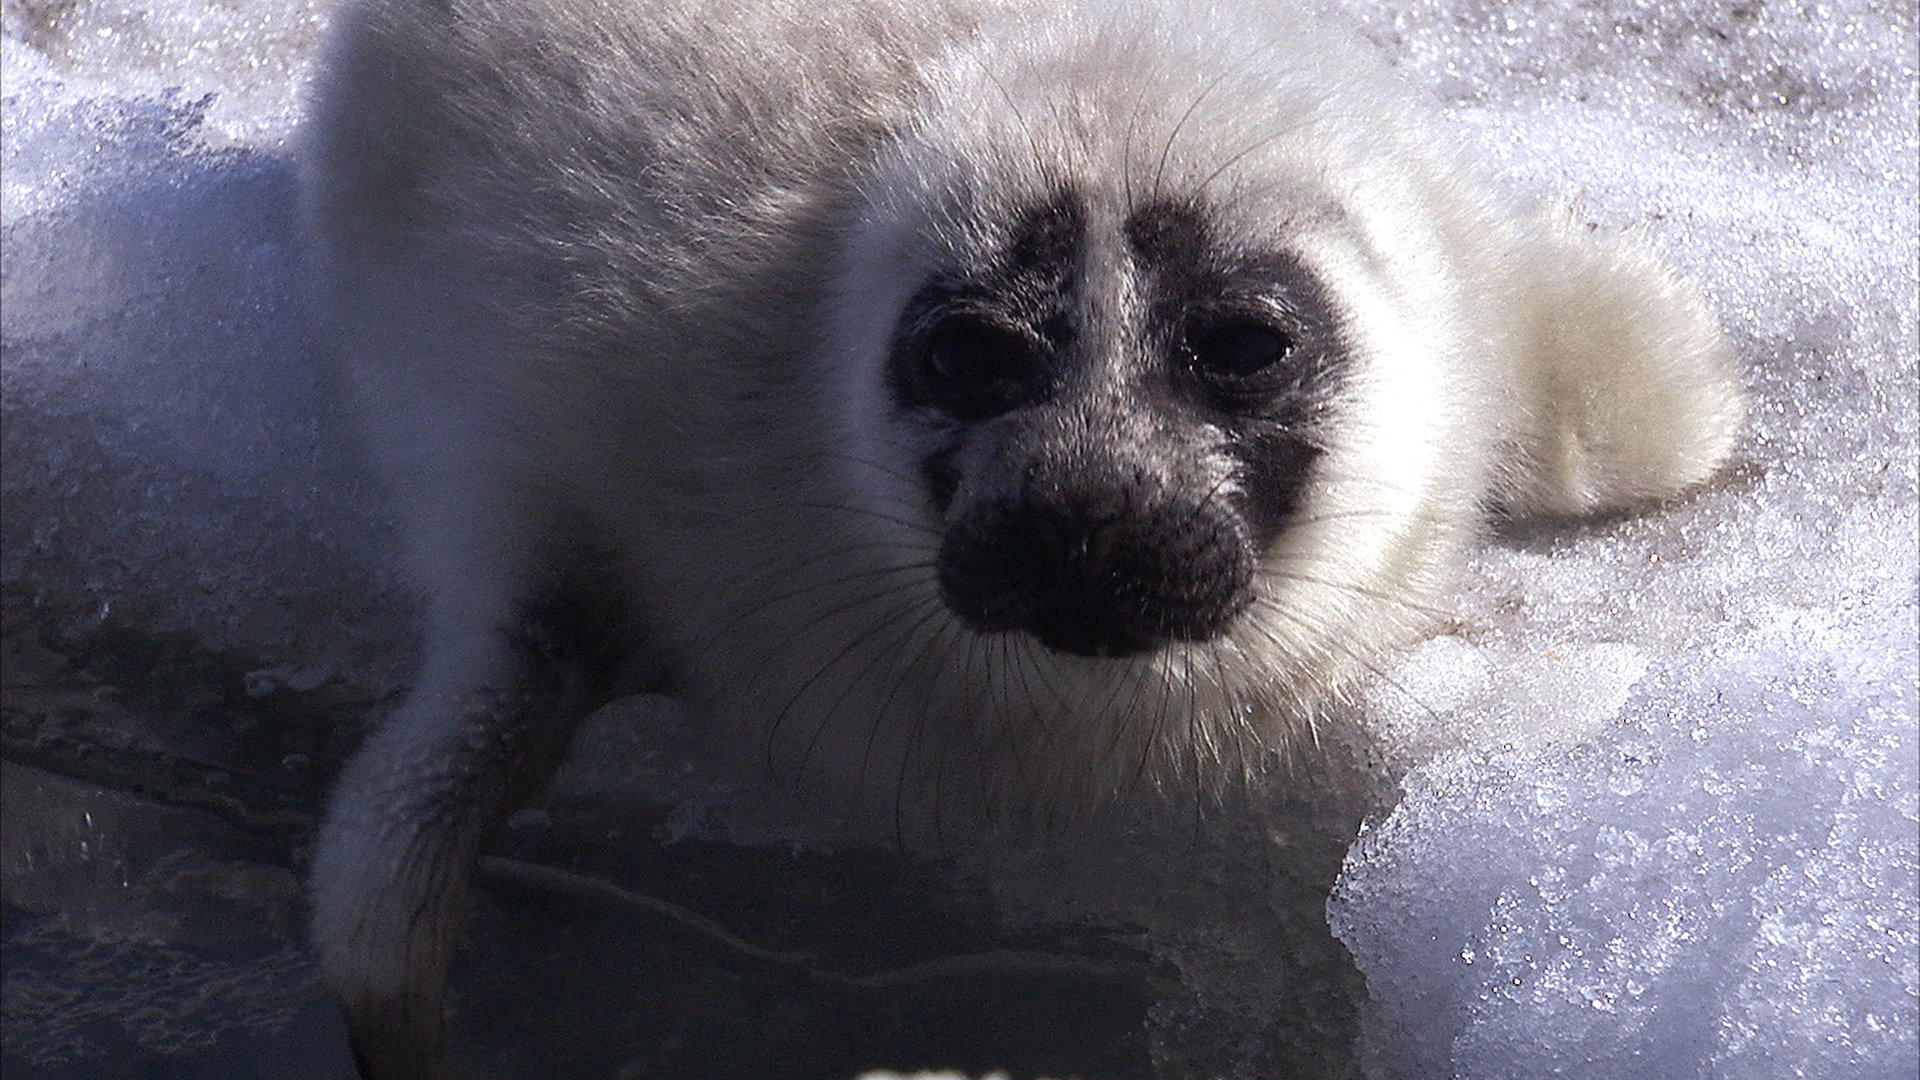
<box><xmin>725</xmin><ymin>498</ymin><xmax>932</xmax><ymax>535</ymax></box>
<box><xmin>691</xmin><ymin>558</ymin><xmax>934</xmax><ymax>674</ymax></box>
<box><xmin>790</xmin><ymin>585</ymin><xmax>948</xmax><ymax>786</ymax></box>
<box><xmin>970</xmin><ymin>52</ymin><xmax>1048</xmax><ymax>179</ymax></box>
<box><xmin>1244</xmin><ymin>596</ymin><xmax>1442</xmax><ymax>725</ymax></box>
<box><xmin>758</xmin><ymin>572</ymin><xmax>936</xmax><ymax>779</ymax></box>
<box><xmin>1150</xmin><ymin>37</ymin><xmax>1272</xmax><ymax>200</ymax></box>
<box><xmin>1255</xmin><ymin>566</ymin><xmax>1459</xmax><ymax>623</ymax></box>
<box><xmin>865</xmin><ymin>595</ymin><xmax>962</xmax><ymax>848</ymax></box>
<box><xmin>1194</xmin><ymin>118</ymin><xmax>1314</xmax><ymax>198</ymax></box>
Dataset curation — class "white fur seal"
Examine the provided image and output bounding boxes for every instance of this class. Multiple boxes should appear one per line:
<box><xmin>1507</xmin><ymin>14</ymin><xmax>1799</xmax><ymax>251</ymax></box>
<box><xmin>299</xmin><ymin>0</ymin><xmax>1744</xmax><ymax>1073</ymax></box>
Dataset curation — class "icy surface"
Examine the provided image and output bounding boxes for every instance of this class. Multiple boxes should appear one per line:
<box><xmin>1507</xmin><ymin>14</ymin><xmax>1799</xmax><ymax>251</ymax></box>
<box><xmin>2</xmin><ymin>0</ymin><xmax>1914</xmax><ymax>1077</ymax></box>
<box><xmin>1323</xmin><ymin>1</ymin><xmax>1919</xmax><ymax>1077</ymax></box>
<box><xmin>1</xmin><ymin>0</ymin><xmax>403</xmax><ymax>683</ymax></box>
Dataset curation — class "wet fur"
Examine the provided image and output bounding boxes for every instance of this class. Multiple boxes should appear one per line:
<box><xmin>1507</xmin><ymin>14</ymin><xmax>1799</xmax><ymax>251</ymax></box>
<box><xmin>300</xmin><ymin>0</ymin><xmax>1744</xmax><ymax>1074</ymax></box>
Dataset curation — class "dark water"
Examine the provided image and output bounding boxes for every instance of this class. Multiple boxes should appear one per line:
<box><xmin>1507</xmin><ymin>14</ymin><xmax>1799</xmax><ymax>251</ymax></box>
<box><xmin>0</xmin><ymin>610</ymin><xmax>1164</xmax><ymax>1080</ymax></box>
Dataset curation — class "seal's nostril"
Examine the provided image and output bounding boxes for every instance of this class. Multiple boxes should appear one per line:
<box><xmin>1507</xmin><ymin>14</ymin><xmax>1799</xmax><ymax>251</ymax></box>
<box><xmin>936</xmin><ymin>481</ymin><xmax>1255</xmax><ymax>659</ymax></box>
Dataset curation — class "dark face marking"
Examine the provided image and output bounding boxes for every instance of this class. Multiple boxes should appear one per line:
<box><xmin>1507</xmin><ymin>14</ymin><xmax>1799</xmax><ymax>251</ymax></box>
<box><xmin>890</xmin><ymin>192</ymin><xmax>1346</xmax><ymax>658</ymax></box>
<box><xmin>1124</xmin><ymin>199</ymin><xmax>1346</xmax><ymax>536</ymax></box>
<box><xmin>888</xmin><ymin>192</ymin><xmax>1085</xmax><ymax>426</ymax></box>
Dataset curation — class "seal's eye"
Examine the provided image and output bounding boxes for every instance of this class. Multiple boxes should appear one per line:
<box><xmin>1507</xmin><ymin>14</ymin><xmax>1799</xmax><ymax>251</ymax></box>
<box><xmin>1189</xmin><ymin>322</ymin><xmax>1292</xmax><ymax>381</ymax></box>
<box><xmin>917</xmin><ymin>317</ymin><xmax>1039</xmax><ymax>421</ymax></box>
<box><xmin>1184</xmin><ymin>320</ymin><xmax>1306</xmax><ymax>412</ymax></box>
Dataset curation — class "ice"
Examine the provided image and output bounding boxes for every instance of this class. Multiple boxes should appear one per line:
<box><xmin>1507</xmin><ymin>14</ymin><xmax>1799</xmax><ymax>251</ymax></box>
<box><xmin>2</xmin><ymin>0</ymin><xmax>403</xmax><ymax>681</ymax></box>
<box><xmin>1333</xmin><ymin>600</ymin><xmax>1917</xmax><ymax>1078</ymax></box>
<box><xmin>2</xmin><ymin>0</ymin><xmax>1914</xmax><ymax>1076</ymax></box>
<box><xmin>2</xmin><ymin>0</ymin><xmax>325</xmax><ymax>150</ymax></box>
<box><xmin>1318</xmin><ymin>0</ymin><xmax>1920</xmax><ymax>1076</ymax></box>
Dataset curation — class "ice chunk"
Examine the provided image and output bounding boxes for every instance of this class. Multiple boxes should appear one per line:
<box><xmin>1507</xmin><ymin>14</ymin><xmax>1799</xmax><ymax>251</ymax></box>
<box><xmin>1333</xmin><ymin>595</ymin><xmax>1919</xmax><ymax>1078</ymax></box>
<box><xmin>1321</xmin><ymin>0</ymin><xmax>1919</xmax><ymax>1076</ymax></box>
<box><xmin>2</xmin><ymin>0</ymin><xmax>404</xmax><ymax>676</ymax></box>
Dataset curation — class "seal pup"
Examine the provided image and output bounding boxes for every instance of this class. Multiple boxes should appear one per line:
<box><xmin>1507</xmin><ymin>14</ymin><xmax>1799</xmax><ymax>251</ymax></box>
<box><xmin>300</xmin><ymin>0</ymin><xmax>1744</xmax><ymax>1073</ymax></box>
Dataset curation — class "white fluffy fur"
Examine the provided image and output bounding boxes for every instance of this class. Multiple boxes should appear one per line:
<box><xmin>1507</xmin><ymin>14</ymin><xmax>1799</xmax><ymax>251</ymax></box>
<box><xmin>300</xmin><ymin>0</ymin><xmax>1744</xmax><ymax>1073</ymax></box>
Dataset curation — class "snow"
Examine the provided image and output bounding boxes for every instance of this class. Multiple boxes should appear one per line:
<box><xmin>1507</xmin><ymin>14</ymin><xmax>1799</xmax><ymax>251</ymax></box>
<box><xmin>3</xmin><ymin>0</ymin><xmax>1913</xmax><ymax>1076</ymax></box>
<box><xmin>1317</xmin><ymin>3</ymin><xmax>1917</xmax><ymax>1076</ymax></box>
<box><xmin>1</xmin><ymin>0</ymin><xmax>402</xmax><ymax>683</ymax></box>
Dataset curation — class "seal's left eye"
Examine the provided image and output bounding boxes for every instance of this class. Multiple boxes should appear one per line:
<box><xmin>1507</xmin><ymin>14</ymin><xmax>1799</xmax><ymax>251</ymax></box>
<box><xmin>1189</xmin><ymin>322</ymin><xmax>1292</xmax><ymax>381</ymax></box>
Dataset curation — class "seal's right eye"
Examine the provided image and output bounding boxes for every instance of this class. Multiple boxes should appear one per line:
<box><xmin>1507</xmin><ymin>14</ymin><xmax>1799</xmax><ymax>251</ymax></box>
<box><xmin>914</xmin><ymin>317</ymin><xmax>1040</xmax><ymax>421</ymax></box>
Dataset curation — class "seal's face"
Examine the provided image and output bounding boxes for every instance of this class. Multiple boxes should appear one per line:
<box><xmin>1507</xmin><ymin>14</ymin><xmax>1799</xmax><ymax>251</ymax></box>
<box><xmin>819</xmin><ymin>10</ymin><xmax>1487</xmax><ymax>704</ymax></box>
<box><xmin>883</xmin><ymin>187</ymin><xmax>1348</xmax><ymax>657</ymax></box>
